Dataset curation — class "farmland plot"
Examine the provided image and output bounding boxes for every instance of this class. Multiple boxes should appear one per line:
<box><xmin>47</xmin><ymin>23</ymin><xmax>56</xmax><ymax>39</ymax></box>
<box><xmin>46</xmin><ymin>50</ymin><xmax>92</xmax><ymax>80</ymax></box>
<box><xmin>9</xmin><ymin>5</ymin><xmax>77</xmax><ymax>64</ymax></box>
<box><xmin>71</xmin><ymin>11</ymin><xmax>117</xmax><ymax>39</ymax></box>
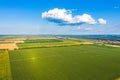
<box><xmin>9</xmin><ymin>45</ymin><xmax>120</xmax><ymax>80</ymax></box>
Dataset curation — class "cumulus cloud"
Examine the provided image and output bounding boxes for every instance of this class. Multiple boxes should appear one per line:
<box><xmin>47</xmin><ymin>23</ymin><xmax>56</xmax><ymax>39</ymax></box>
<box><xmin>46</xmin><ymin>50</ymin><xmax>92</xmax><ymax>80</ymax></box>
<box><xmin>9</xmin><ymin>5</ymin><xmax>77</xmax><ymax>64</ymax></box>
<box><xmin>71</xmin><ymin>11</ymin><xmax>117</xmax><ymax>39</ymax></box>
<box><xmin>98</xmin><ymin>18</ymin><xmax>107</xmax><ymax>24</ymax></box>
<box><xmin>42</xmin><ymin>8</ymin><xmax>106</xmax><ymax>26</ymax></box>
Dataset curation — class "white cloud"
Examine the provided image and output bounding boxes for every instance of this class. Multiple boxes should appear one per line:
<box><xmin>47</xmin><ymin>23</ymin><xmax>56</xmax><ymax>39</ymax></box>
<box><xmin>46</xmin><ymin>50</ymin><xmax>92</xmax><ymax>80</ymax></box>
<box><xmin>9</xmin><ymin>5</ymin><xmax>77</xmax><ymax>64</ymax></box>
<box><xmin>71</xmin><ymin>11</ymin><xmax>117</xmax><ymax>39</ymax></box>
<box><xmin>98</xmin><ymin>18</ymin><xmax>107</xmax><ymax>24</ymax></box>
<box><xmin>42</xmin><ymin>8</ymin><xmax>72</xmax><ymax>24</ymax></box>
<box><xmin>42</xmin><ymin>8</ymin><xmax>96</xmax><ymax>25</ymax></box>
<box><xmin>71</xmin><ymin>14</ymin><xmax>96</xmax><ymax>24</ymax></box>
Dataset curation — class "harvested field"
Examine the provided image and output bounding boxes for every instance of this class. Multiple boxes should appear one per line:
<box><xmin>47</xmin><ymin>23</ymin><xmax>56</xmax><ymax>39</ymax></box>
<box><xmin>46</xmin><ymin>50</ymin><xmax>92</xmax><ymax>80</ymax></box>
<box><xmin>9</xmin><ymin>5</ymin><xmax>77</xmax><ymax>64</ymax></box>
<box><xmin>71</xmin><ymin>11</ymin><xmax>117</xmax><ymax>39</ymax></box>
<box><xmin>14</xmin><ymin>40</ymin><xmax>24</xmax><ymax>44</ymax></box>
<box><xmin>0</xmin><ymin>38</ymin><xmax>25</xmax><ymax>50</ymax></box>
<box><xmin>0</xmin><ymin>43</ymin><xmax>18</xmax><ymax>50</ymax></box>
<box><xmin>105</xmin><ymin>44</ymin><xmax>120</xmax><ymax>48</ymax></box>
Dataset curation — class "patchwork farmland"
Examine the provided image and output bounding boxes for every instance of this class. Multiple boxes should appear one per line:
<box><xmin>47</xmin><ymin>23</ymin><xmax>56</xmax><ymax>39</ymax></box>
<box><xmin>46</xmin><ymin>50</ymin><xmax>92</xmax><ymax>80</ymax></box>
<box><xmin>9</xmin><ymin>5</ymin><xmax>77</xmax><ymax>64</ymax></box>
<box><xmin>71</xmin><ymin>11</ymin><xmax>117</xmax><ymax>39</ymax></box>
<box><xmin>0</xmin><ymin>36</ymin><xmax>120</xmax><ymax>80</ymax></box>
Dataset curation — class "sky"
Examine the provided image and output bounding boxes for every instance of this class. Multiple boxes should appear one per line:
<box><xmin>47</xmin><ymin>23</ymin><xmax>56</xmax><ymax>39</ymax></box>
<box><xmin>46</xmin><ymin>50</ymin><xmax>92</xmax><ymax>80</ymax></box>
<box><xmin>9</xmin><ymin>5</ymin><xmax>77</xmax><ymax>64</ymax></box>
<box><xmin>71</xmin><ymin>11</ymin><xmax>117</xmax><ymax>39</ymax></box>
<box><xmin>0</xmin><ymin>0</ymin><xmax>120</xmax><ymax>35</ymax></box>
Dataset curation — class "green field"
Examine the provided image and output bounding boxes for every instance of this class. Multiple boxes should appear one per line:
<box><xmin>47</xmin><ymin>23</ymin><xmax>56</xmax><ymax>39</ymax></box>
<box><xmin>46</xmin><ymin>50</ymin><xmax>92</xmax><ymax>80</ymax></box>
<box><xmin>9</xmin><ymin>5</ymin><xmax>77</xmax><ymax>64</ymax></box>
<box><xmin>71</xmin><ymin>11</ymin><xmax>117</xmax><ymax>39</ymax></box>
<box><xmin>0</xmin><ymin>50</ymin><xmax>12</xmax><ymax>80</ymax></box>
<box><xmin>9</xmin><ymin>45</ymin><xmax>120</xmax><ymax>80</ymax></box>
<box><xmin>17</xmin><ymin>39</ymin><xmax>82</xmax><ymax>49</ymax></box>
<box><xmin>25</xmin><ymin>39</ymin><xmax>63</xmax><ymax>43</ymax></box>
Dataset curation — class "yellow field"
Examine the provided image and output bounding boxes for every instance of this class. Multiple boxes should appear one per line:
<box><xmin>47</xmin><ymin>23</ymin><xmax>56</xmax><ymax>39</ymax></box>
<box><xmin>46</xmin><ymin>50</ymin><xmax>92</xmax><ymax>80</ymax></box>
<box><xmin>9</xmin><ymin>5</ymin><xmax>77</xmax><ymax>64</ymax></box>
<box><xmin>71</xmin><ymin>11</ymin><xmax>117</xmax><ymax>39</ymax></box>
<box><xmin>0</xmin><ymin>43</ymin><xmax>18</xmax><ymax>50</ymax></box>
<box><xmin>105</xmin><ymin>44</ymin><xmax>120</xmax><ymax>48</ymax></box>
<box><xmin>0</xmin><ymin>38</ymin><xmax>25</xmax><ymax>50</ymax></box>
<box><xmin>0</xmin><ymin>50</ymin><xmax>12</xmax><ymax>80</ymax></box>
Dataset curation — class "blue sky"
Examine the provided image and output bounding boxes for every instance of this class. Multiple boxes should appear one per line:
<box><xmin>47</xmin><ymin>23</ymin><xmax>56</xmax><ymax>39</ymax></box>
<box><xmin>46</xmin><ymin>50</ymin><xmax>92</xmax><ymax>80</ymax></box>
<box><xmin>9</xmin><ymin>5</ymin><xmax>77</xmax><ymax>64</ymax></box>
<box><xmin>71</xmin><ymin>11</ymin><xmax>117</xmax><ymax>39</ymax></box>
<box><xmin>0</xmin><ymin>0</ymin><xmax>120</xmax><ymax>35</ymax></box>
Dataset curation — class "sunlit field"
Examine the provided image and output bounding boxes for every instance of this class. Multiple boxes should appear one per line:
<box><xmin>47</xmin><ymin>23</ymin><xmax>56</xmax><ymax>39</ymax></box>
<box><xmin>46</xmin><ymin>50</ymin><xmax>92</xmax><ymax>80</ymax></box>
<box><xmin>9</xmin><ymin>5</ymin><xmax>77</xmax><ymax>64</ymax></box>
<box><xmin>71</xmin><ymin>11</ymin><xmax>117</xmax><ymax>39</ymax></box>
<box><xmin>9</xmin><ymin>45</ymin><xmax>120</xmax><ymax>80</ymax></box>
<box><xmin>1</xmin><ymin>0</ymin><xmax>120</xmax><ymax>79</ymax></box>
<box><xmin>17</xmin><ymin>39</ymin><xmax>86</xmax><ymax>49</ymax></box>
<box><xmin>0</xmin><ymin>50</ymin><xmax>12</xmax><ymax>80</ymax></box>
